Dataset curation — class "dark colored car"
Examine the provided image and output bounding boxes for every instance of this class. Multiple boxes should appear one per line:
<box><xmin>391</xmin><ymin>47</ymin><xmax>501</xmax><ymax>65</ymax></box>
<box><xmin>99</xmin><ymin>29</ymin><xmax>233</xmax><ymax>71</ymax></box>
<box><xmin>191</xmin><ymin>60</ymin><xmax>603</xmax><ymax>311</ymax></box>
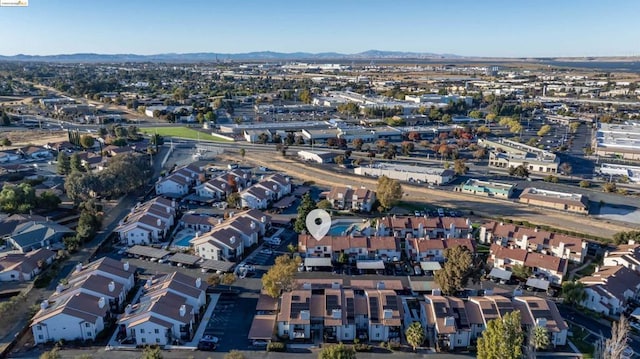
<box><xmin>198</xmin><ymin>341</ymin><xmax>217</xmax><ymax>351</ymax></box>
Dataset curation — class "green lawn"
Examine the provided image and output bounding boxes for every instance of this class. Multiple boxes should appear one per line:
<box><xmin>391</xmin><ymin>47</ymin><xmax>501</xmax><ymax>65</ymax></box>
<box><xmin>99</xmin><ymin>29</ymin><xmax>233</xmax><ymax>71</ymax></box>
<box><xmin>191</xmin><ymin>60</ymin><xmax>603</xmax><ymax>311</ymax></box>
<box><xmin>140</xmin><ymin>127</ymin><xmax>231</xmax><ymax>142</ymax></box>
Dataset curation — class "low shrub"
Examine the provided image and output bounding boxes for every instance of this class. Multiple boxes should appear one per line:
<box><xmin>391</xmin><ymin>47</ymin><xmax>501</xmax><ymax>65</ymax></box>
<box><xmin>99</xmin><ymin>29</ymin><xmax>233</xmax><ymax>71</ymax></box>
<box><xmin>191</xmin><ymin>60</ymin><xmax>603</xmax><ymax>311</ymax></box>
<box><xmin>267</xmin><ymin>342</ymin><xmax>286</xmax><ymax>352</ymax></box>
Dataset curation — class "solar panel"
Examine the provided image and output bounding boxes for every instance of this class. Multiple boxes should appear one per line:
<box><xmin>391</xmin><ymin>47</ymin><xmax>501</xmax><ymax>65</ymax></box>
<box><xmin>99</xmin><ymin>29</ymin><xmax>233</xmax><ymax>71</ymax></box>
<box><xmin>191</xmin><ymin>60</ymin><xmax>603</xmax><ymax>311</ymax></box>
<box><xmin>384</xmin><ymin>295</ymin><xmax>398</xmax><ymax>311</ymax></box>
<box><xmin>369</xmin><ymin>297</ymin><xmax>379</xmax><ymax>321</ymax></box>
<box><xmin>326</xmin><ymin>295</ymin><xmax>340</xmax><ymax>315</ymax></box>
<box><xmin>292</xmin><ymin>295</ymin><xmax>300</xmax><ymax>301</ymax></box>
<box><xmin>433</xmin><ymin>301</ymin><xmax>448</xmax><ymax>315</ymax></box>
<box><xmin>454</xmin><ymin>307</ymin><xmax>469</xmax><ymax>328</ymax></box>
<box><xmin>346</xmin><ymin>298</ymin><xmax>355</xmax><ymax>319</ymax></box>
<box><xmin>290</xmin><ymin>302</ymin><xmax>306</xmax><ymax>318</ymax></box>
<box><xmin>529</xmin><ymin>302</ymin><xmax>539</xmax><ymax>308</ymax></box>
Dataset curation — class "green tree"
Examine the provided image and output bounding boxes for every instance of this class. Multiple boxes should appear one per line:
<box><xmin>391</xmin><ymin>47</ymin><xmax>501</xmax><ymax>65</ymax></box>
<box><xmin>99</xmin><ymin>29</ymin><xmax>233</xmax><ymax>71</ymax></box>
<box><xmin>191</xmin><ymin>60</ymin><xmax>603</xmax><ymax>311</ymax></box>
<box><xmin>70</xmin><ymin>153</ymin><xmax>83</xmax><ymax>172</ymax></box>
<box><xmin>239</xmin><ymin>148</ymin><xmax>246</xmax><ymax>160</ymax></box>
<box><xmin>317</xmin><ymin>199</ymin><xmax>332</xmax><ymax>210</ymax></box>
<box><xmin>612</xmin><ymin>231</ymin><xmax>640</xmax><ymax>245</ymax></box>
<box><xmin>508</xmin><ymin>165</ymin><xmax>530</xmax><ymax>178</ymax></box>
<box><xmin>318</xmin><ymin>343</ymin><xmax>356</xmax><ymax>359</ymax></box>
<box><xmin>79</xmin><ymin>135</ymin><xmax>95</xmax><ymax>149</ymax></box>
<box><xmin>405</xmin><ymin>321</ymin><xmax>425</xmax><ymax>351</ymax></box>
<box><xmin>1</xmin><ymin>137</ymin><xmax>12</xmax><ymax>146</ymax></box>
<box><xmin>469</xmin><ymin>110</ymin><xmax>483</xmax><ymax>119</ymax></box>
<box><xmin>537</xmin><ymin>125</ymin><xmax>551</xmax><ymax>137</ymax></box>
<box><xmin>473</xmin><ymin>148</ymin><xmax>487</xmax><ymax>160</ymax></box>
<box><xmin>529</xmin><ymin>325</ymin><xmax>550</xmax><ymax>356</ymax></box>
<box><xmin>560</xmin><ymin>162</ymin><xmax>572</xmax><ymax>176</ymax></box>
<box><xmin>227</xmin><ymin>192</ymin><xmax>241</xmax><ymax>208</ymax></box>
<box><xmin>561</xmin><ymin>281</ymin><xmax>587</xmax><ymax>306</ymax></box>
<box><xmin>334</xmin><ymin>155</ymin><xmax>345</xmax><ymax>165</ymax></box>
<box><xmin>511</xmin><ymin>264</ymin><xmax>532</xmax><ymax>280</ymax></box>
<box><xmin>453</xmin><ymin>159</ymin><xmax>469</xmax><ymax>175</ymax></box>
<box><xmin>262</xmin><ymin>254</ymin><xmax>301</xmax><ymax>298</ymax></box>
<box><xmin>579</xmin><ymin>180</ymin><xmax>591</xmax><ymax>188</ymax></box>
<box><xmin>376</xmin><ymin>175</ymin><xmax>402</xmax><ymax>211</ymax></box>
<box><xmin>477</xmin><ymin>310</ymin><xmax>524</xmax><ymax>359</ymax></box>
<box><xmin>434</xmin><ymin>245</ymin><xmax>475</xmax><ymax>295</ymax></box>
<box><xmin>140</xmin><ymin>345</ymin><xmax>163</xmax><ymax>359</ymax></box>
<box><xmin>57</xmin><ymin>152</ymin><xmax>70</xmax><ymax>175</ymax></box>
<box><xmin>299</xmin><ymin>89</ymin><xmax>312</xmax><ymax>104</ymax></box>
<box><xmin>337</xmin><ymin>252</ymin><xmax>349</xmax><ymax>265</ymax></box>
<box><xmin>294</xmin><ymin>193</ymin><xmax>317</xmax><ymax>233</ymax></box>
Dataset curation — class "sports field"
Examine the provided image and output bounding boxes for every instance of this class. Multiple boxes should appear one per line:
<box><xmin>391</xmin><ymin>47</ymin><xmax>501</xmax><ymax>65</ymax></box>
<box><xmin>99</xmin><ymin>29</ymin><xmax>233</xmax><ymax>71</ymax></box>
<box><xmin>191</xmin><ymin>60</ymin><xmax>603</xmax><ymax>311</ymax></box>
<box><xmin>140</xmin><ymin>127</ymin><xmax>231</xmax><ymax>142</ymax></box>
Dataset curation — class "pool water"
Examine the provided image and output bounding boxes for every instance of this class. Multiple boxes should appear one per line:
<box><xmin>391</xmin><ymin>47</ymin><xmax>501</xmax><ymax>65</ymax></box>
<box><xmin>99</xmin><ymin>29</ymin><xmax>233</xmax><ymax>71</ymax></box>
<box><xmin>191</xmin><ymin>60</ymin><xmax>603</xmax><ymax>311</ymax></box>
<box><xmin>328</xmin><ymin>224</ymin><xmax>351</xmax><ymax>236</ymax></box>
<box><xmin>173</xmin><ymin>234</ymin><xmax>195</xmax><ymax>247</ymax></box>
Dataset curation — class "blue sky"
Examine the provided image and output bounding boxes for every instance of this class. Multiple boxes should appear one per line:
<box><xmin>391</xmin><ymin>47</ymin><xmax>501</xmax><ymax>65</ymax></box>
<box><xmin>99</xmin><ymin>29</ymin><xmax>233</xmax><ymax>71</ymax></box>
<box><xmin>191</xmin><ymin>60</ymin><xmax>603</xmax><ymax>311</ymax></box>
<box><xmin>0</xmin><ymin>0</ymin><xmax>638</xmax><ymax>57</ymax></box>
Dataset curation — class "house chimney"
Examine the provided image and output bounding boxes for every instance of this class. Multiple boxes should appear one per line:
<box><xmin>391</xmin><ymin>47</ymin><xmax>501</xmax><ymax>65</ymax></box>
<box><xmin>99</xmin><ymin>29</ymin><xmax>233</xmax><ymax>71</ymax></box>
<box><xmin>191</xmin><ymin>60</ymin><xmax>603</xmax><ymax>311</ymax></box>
<box><xmin>302</xmin><ymin>282</ymin><xmax>312</xmax><ymax>290</ymax></box>
<box><xmin>146</xmin><ymin>278</ymin><xmax>152</xmax><ymax>287</ymax></box>
<box><xmin>383</xmin><ymin>309</ymin><xmax>393</xmax><ymax>319</ymax></box>
<box><xmin>536</xmin><ymin>317</ymin><xmax>547</xmax><ymax>328</ymax></box>
<box><xmin>75</xmin><ymin>263</ymin><xmax>83</xmax><ymax>272</ymax></box>
<box><xmin>171</xmin><ymin>199</ymin><xmax>176</xmax><ymax>208</ymax></box>
<box><xmin>157</xmin><ymin>218</ymin><xmax>162</xmax><ymax>227</ymax></box>
<box><xmin>195</xmin><ymin>277</ymin><xmax>202</xmax><ymax>288</ymax></box>
<box><xmin>125</xmin><ymin>304</ymin><xmax>132</xmax><ymax>315</ymax></box>
<box><xmin>40</xmin><ymin>300</ymin><xmax>49</xmax><ymax>310</ymax></box>
<box><xmin>332</xmin><ymin>282</ymin><xmax>341</xmax><ymax>289</ymax></box>
<box><xmin>123</xmin><ymin>262</ymin><xmax>130</xmax><ymax>271</ymax></box>
<box><xmin>108</xmin><ymin>281</ymin><xmax>115</xmax><ymax>292</ymax></box>
<box><xmin>166</xmin><ymin>206</ymin><xmax>170</xmax><ymax>213</ymax></box>
<box><xmin>300</xmin><ymin>310</ymin><xmax>310</xmax><ymax>320</ymax></box>
<box><xmin>250</xmin><ymin>222</ymin><xmax>256</xmax><ymax>230</ymax></box>
<box><xmin>261</xmin><ymin>216</ymin><xmax>266</xmax><ymax>223</ymax></box>
<box><xmin>98</xmin><ymin>297</ymin><xmax>106</xmax><ymax>309</ymax></box>
<box><xmin>332</xmin><ymin>309</ymin><xmax>342</xmax><ymax>319</ymax></box>
<box><xmin>179</xmin><ymin>304</ymin><xmax>186</xmax><ymax>317</ymax></box>
<box><xmin>218</xmin><ymin>218</ymin><xmax>223</xmax><ymax>225</ymax></box>
<box><xmin>230</xmin><ymin>236</ymin><xmax>236</xmax><ymax>244</ymax></box>
<box><xmin>376</xmin><ymin>281</ymin><xmax>385</xmax><ymax>290</ymax></box>
<box><xmin>630</xmin><ymin>239</ymin><xmax>636</xmax><ymax>245</ymax></box>
<box><xmin>56</xmin><ymin>284</ymin><xmax>64</xmax><ymax>293</ymax></box>
<box><xmin>221</xmin><ymin>183</ymin><xmax>226</xmax><ymax>189</ymax></box>
<box><xmin>534</xmin><ymin>227</ymin><xmax>539</xmax><ymax>232</ymax></box>
<box><xmin>432</xmin><ymin>288</ymin><xmax>442</xmax><ymax>296</ymax></box>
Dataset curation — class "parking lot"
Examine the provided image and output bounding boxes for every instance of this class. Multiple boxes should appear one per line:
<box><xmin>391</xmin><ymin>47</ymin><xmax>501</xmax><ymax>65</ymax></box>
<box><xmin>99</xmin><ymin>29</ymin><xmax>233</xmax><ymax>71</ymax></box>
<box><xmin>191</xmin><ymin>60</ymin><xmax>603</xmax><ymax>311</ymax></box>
<box><xmin>203</xmin><ymin>291</ymin><xmax>259</xmax><ymax>352</ymax></box>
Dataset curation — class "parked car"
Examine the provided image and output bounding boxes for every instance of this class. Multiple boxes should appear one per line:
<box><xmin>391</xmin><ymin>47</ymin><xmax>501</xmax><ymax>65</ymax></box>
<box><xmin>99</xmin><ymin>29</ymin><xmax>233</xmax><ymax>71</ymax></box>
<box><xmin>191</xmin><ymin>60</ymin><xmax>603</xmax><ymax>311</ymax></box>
<box><xmin>197</xmin><ymin>341</ymin><xmax>216</xmax><ymax>351</ymax></box>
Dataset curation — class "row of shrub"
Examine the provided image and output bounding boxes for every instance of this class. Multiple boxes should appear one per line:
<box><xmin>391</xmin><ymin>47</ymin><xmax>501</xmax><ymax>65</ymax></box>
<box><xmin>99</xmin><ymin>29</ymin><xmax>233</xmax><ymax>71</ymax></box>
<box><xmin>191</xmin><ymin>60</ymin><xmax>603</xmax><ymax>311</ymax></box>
<box><xmin>267</xmin><ymin>342</ymin><xmax>286</xmax><ymax>352</ymax></box>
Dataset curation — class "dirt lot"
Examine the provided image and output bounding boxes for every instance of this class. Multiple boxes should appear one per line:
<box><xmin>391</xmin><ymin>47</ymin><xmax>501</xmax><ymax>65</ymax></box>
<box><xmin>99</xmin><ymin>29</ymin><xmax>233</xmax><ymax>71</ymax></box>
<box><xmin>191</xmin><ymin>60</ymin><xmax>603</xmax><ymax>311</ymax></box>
<box><xmin>226</xmin><ymin>149</ymin><xmax>636</xmax><ymax>239</ymax></box>
<box><xmin>0</xmin><ymin>130</ymin><xmax>67</xmax><ymax>147</ymax></box>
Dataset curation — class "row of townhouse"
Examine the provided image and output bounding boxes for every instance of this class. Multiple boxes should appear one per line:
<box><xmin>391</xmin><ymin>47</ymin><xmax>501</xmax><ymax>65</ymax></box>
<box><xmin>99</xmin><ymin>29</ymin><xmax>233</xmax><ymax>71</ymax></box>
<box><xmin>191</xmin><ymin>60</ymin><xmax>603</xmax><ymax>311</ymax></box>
<box><xmin>405</xmin><ymin>238</ymin><xmax>475</xmax><ymax>263</ymax></box>
<box><xmin>298</xmin><ymin>234</ymin><xmax>401</xmax><ymax>264</ymax></box>
<box><xmin>196</xmin><ymin>168</ymin><xmax>251</xmax><ymax>201</ymax></box>
<box><xmin>31</xmin><ymin>257</ymin><xmax>137</xmax><ymax>344</ymax></box>
<box><xmin>277</xmin><ymin>280</ymin><xmax>403</xmax><ymax>343</ymax></box>
<box><xmin>480</xmin><ymin>221</ymin><xmax>587</xmax><ymax>264</ymax></box>
<box><xmin>0</xmin><ymin>248</ymin><xmax>56</xmax><ymax>281</ymax></box>
<box><xmin>325</xmin><ymin>186</ymin><xmax>376</xmax><ymax>213</ymax></box>
<box><xmin>375</xmin><ymin>215</ymin><xmax>473</xmax><ymax>239</ymax></box>
<box><xmin>577</xmin><ymin>241</ymin><xmax>640</xmax><ymax>315</ymax></box>
<box><xmin>115</xmin><ymin>197</ymin><xmax>177</xmax><ymax>245</ymax></box>
<box><xmin>118</xmin><ymin>272</ymin><xmax>207</xmax><ymax>346</ymax></box>
<box><xmin>155</xmin><ymin>164</ymin><xmax>203</xmax><ymax>197</ymax></box>
<box><xmin>239</xmin><ymin>174</ymin><xmax>292</xmax><ymax>210</ymax></box>
<box><xmin>489</xmin><ymin>244</ymin><xmax>568</xmax><ymax>286</ymax></box>
<box><xmin>421</xmin><ymin>294</ymin><xmax>568</xmax><ymax>351</ymax></box>
<box><xmin>191</xmin><ymin>210</ymin><xmax>271</xmax><ymax>261</ymax></box>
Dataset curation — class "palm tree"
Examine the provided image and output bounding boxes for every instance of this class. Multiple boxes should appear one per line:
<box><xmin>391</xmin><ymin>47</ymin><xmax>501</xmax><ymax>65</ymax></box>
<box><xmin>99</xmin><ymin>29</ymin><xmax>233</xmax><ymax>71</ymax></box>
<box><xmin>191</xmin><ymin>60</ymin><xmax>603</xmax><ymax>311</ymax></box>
<box><xmin>528</xmin><ymin>325</ymin><xmax>550</xmax><ymax>358</ymax></box>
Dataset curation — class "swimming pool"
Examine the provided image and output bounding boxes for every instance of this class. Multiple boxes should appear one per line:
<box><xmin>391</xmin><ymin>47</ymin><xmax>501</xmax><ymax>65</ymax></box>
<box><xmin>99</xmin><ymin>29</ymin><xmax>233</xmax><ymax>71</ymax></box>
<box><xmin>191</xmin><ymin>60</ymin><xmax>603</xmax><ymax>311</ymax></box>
<box><xmin>173</xmin><ymin>234</ymin><xmax>195</xmax><ymax>248</ymax></box>
<box><xmin>328</xmin><ymin>224</ymin><xmax>351</xmax><ymax>236</ymax></box>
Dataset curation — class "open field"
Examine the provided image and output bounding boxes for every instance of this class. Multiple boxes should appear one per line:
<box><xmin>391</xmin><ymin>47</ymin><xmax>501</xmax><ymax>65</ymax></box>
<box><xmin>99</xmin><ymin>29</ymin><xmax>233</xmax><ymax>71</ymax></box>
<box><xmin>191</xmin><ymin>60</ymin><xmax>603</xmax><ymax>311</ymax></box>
<box><xmin>140</xmin><ymin>127</ymin><xmax>231</xmax><ymax>142</ymax></box>
<box><xmin>0</xmin><ymin>130</ymin><xmax>67</xmax><ymax>147</ymax></box>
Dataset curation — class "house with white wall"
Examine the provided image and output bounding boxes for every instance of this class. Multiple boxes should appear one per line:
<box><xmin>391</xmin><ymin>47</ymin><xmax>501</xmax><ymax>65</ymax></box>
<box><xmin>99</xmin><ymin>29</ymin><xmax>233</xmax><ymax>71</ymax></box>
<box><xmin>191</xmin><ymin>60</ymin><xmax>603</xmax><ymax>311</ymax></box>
<box><xmin>579</xmin><ymin>266</ymin><xmax>640</xmax><ymax>316</ymax></box>
<box><xmin>0</xmin><ymin>248</ymin><xmax>56</xmax><ymax>282</ymax></box>
<box><xmin>115</xmin><ymin>197</ymin><xmax>176</xmax><ymax>245</ymax></box>
<box><xmin>422</xmin><ymin>295</ymin><xmax>472</xmax><ymax>350</ymax></box>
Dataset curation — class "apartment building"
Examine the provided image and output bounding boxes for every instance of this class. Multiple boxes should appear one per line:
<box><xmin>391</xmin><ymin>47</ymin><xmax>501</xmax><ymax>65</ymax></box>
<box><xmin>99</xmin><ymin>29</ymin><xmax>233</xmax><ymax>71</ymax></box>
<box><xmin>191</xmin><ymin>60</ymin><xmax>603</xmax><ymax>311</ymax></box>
<box><xmin>326</xmin><ymin>186</ymin><xmax>377</xmax><ymax>213</ymax></box>
<box><xmin>480</xmin><ymin>221</ymin><xmax>587</xmax><ymax>264</ymax></box>
<box><xmin>298</xmin><ymin>234</ymin><xmax>400</xmax><ymax>263</ymax></box>
<box><xmin>377</xmin><ymin>216</ymin><xmax>473</xmax><ymax>240</ymax></box>
<box><xmin>115</xmin><ymin>197</ymin><xmax>177</xmax><ymax>245</ymax></box>
<box><xmin>489</xmin><ymin>244</ymin><xmax>568</xmax><ymax>286</ymax></box>
<box><xmin>579</xmin><ymin>266</ymin><xmax>640</xmax><ymax>316</ymax></box>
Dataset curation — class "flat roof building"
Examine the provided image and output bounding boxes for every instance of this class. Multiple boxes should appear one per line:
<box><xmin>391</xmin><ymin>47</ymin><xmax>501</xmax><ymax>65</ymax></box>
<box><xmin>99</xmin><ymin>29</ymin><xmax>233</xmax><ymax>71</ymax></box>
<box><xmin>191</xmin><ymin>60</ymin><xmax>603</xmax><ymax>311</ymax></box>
<box><xmin>594</xmin><ymin>122</ymin><xmax>640</xmax><ymax>160</ymax></box>
<box><xmin>355</xmin><ymin>163</ymin><xmax>454</xmax><ymax>185</ymax></box>
<box><xmin>456</xmin><ymin>179</ymin><xmax>515</xmax><ymax>199</ymax></box>
<box><xmin>518</xmin><ymin>187</ymin><xmax>589</xmax><ymax>215</ymax></box>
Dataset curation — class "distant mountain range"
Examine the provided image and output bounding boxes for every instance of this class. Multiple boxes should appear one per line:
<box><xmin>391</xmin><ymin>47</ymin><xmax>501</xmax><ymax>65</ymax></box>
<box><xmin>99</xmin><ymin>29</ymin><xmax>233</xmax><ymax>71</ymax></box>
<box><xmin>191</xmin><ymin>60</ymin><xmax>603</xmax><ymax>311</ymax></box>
<box><xmin>0</xmin><ymin>50</ymin><xmax>463</xmax><ymax>63</ymax></box>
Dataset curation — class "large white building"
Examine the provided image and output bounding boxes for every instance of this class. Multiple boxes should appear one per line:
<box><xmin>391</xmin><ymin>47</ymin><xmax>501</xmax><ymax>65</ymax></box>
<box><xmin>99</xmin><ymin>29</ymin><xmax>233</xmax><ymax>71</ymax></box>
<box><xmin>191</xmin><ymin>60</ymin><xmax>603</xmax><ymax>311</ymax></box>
<box><xmin>354</xmin><ymin>164</ymin><xmax>455</xmax><ymax>185</ymax></box>
<box><xmin>479</xmin><ymin>138</ymin><xmax>559</xmax><ymax>174</ymax></box>
<box><xmin>594</xmin><ymin>122</ymin><xmax>640</xmax><ymax>160</ymax></box>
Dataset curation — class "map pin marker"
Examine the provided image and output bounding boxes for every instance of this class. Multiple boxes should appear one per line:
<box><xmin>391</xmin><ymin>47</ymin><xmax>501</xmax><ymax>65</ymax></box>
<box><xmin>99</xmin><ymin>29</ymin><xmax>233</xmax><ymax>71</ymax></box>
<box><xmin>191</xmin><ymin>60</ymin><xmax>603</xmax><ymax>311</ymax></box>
<box><xmin>306</xmin><ymin>209</ymin><xmax>332</xmax><ymax>241</ymax></box>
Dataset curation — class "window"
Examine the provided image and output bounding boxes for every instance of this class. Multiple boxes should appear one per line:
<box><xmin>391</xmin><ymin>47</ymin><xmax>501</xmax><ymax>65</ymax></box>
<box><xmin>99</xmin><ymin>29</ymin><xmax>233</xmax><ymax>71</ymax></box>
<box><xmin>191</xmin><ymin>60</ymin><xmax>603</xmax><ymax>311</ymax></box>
<box><xmin>36</xmin><ymin>325</ymin><xmax>42</xmax><ymax>331</ymax></box>
<box><xmin>154</xmin><ymin>329</ymin><xmax>159</xmax><ymax>334</ymax></box>
<box><xmin>87</xmin><ymin>332</ymin><xmax>92</xmax><ymax>337</ymax></box>
<box><xmin>140</xmin><ymin>329</ymin><xmax>145</xmax><ymax>334</ymax></box>
<box><xmin>38</xmin><ymin>335</ymin><xmax>43</xmax><ymax>340</ymax></box>
<box><xmin>85</xmin><ymin>323</ymin><xmax>91</xmax><ymax>328</ymax></box>
<box><xmin>156</xmin><ymin>338</ymin><xmax>160</xmax><ymax>343</ymax></box>
<box><xmin>141</xmin><ymin>338</ymin><xmax>146</xmax><ymax>343</ymax></box>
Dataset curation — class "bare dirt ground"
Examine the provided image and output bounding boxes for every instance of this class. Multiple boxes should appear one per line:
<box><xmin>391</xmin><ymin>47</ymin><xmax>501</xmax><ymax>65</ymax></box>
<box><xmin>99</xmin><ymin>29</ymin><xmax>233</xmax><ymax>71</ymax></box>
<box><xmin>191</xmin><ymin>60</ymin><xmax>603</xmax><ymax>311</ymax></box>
<box><xmin>0</xmin><ymin>130</ymin><xmax>67</xmax><ymax>147</ymax></box>
<box><xmin>228</xmin><ymin>150</ymin><xmax>637</xmax><ymax>239</ymax></box>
